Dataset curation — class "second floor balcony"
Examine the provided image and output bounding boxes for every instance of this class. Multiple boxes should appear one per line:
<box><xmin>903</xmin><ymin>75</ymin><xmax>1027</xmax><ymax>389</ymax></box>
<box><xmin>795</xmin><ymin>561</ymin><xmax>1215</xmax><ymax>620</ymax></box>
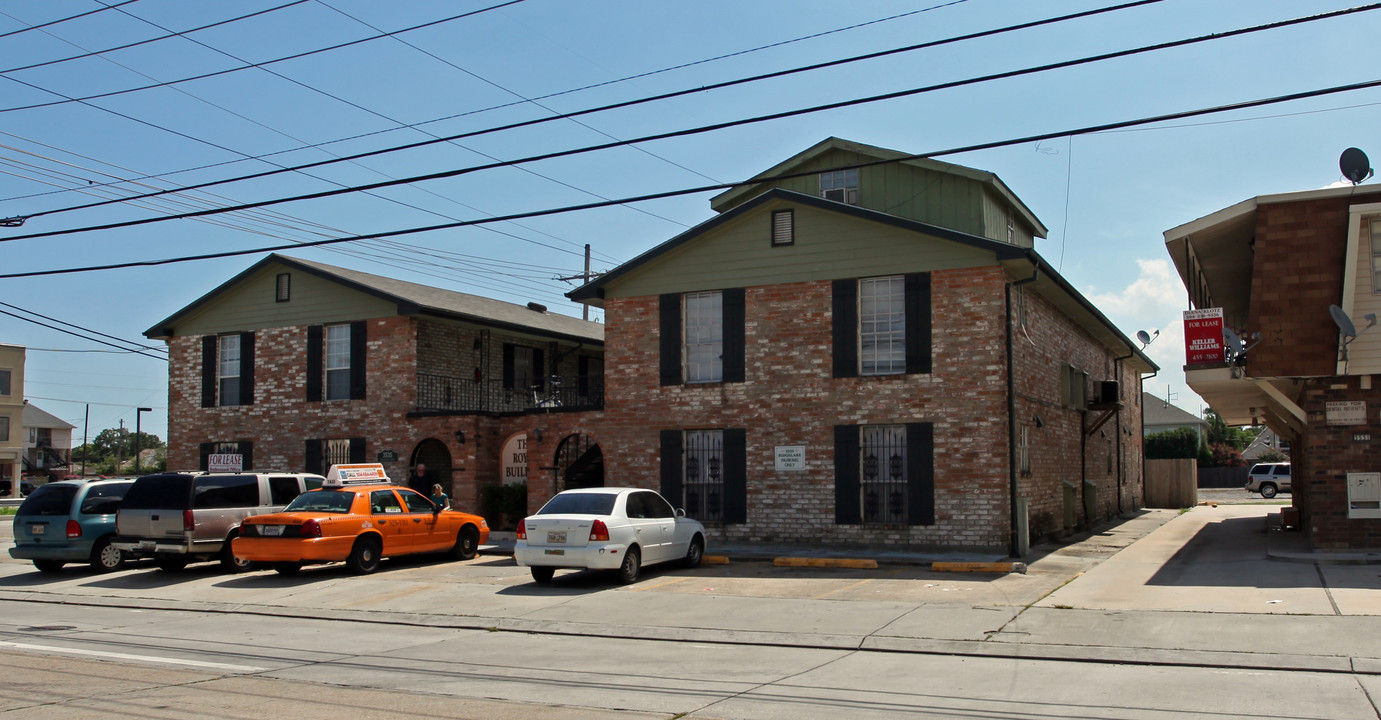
<box><xmin>416</xmin><ymin>373</ymin><xmax>603</xmax><ymax>415</ymax></box>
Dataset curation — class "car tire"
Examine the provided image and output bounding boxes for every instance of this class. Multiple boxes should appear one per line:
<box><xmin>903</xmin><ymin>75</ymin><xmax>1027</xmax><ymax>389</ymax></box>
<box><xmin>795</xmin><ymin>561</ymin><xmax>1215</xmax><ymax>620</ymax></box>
<box><xmin>617</xmin><ymin>546</ymin><xmax>641</xmax><ymax>585</ymax></box>
<box><xmin>530</xmin><ymin>566</ymin><xmax>555</xmax><ymax>583</ymax></box>
<box><xmin>450</xmin><ymin>526</ymin><xmax>480</xmax><ymax>561</ymax></box>
<box><xmin>155</xmin><ymin>556</ymin><xmax>188</xmax><ymax>572</ymax></box>
<box><xmin>273</xmin><ymin>562</ymin><xmax>302</xmax><ymax>575</ymax></box>
<box><xmin>89</xmin><ymin>537</ymin><xmax>126</xmax><ymax>573</ymax></box>
<box><xmin>346</xmin><ymin>536</ymin><xmax>382</xmax><ymax>575</ymax></box>
<box><xmin>220</xmin><ymin>536</ymin><xmax>257</xmax><ymax>573</ymax></box>
<box><xmin>33</xmin><ymin>560</ymin><xmax>64</xmax><ymax>574</ymax></box>
<box><xmin>683</xmin><ymin>536</ymin><xmax>704</xmax><ymax>569</ymax></box>
<box><xmin>1260</xmin><ymin>483</ymin><xmax>1278</xmax><ymax>499</ymax></box>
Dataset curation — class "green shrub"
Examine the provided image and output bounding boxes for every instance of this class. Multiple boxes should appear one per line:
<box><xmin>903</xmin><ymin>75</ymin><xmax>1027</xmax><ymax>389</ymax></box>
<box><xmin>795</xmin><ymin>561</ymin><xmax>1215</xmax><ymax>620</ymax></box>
<box><xmin>1145</xmin><ymin>427</ymin><xmax>1200</xmax><ymax>459</ymax></box>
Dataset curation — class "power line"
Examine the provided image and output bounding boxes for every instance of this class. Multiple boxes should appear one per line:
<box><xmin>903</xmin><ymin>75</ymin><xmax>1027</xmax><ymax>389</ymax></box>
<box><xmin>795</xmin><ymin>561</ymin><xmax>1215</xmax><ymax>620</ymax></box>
<box><xmin>8</xmin><ymin>0</ymin><xmax>1172</xmax><ymax>224</ymax></box>
<box><xmin>0</xmin><ymin>0</ymin><xmax>529</xmax><ymax>113</ymax></box>
<box><xmin>5</xmin><ymin>75</ymin><xmax>1379</xmax><ymax>280</ymax></box>
<box><xmin>4</xmin><ymin>2</ymin><xmax>1370</xmax><ymax>240</ymax></box>
<box><xmin>0</xmin><ymin>307</ymin><xmax>167</xmax><ymax>359</ymax></box>
<box><xmin>0</xmin><ymin>0</ymin><xmax>140</xmax><ymax>41</ymax></box>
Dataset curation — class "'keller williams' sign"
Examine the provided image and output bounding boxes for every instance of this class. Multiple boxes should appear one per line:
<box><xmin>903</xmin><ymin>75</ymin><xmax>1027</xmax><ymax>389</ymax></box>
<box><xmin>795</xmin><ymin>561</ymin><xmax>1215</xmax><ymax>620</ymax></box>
<box><xmin>1183</xmin><ymin>308</ymin><xmax>1225</xmax><ymax>363</ymax></box>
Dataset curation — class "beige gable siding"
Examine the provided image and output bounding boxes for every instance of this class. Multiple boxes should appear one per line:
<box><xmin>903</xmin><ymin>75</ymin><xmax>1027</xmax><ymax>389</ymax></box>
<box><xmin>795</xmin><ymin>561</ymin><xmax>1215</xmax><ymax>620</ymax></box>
<box><xmin>1349</xmin><ymin>215</ymin><xmax>1381</xmax><ymax>374</ymax></box>
<box><xmin>603</xmin><ymin>200</ymin><xmax>998</xmax><ymax>299</ymax></box>
<box><xmin>166</xmin><ymin>263</ymin><xmax>398</xmax><ymax>337</ymax></box>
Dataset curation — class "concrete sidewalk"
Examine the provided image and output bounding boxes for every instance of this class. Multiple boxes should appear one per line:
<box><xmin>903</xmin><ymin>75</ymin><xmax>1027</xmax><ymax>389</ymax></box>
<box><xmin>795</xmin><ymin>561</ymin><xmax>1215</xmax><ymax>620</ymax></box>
<box><xmin>0</xmin><ymin>504</ymin><xmax>1377</xmax><ymax>677</ymax></box>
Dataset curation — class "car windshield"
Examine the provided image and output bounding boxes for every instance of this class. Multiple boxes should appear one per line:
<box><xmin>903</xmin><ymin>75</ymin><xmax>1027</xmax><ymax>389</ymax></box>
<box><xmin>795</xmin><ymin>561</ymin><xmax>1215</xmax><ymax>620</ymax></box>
<box><xmin>17</xmin><ymin>484</ymin><xmax>77</xmax><ymax>516</ymax></box>
<box><xmin>283</xmin><ymin>490</ymin><xmax>356</xmax><ymax>513</ymax></box>
<box><xmin>536</xmin><ymin>492</ymin><xmax>617</xmax><ymax>516</ymax></box>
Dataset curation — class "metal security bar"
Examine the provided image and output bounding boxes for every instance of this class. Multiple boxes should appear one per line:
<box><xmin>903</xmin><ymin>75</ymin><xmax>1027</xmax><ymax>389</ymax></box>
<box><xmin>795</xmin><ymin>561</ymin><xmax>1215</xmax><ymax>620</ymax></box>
<box><xmin>684</xmin><ymin>430</ymin><xmax>724</xmax><ymax>522</ymax></box>
<box><xmin>861</xmin><ymin>425</ymin><xmax>907</xmax><ymax>523</ymax></box>
<box><xmin>416</xmin><ymin>374</ymin><xmax>604</xmax><ymax>414</ymax></box>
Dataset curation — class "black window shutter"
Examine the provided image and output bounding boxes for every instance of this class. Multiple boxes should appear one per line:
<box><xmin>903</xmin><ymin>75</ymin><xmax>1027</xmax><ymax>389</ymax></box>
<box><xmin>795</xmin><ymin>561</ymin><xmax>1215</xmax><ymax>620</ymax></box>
<box><xmin>832</xmin><ymin>279</ymin><xmax>858</xmax><ymax>378</ymax></box>
<box><xmin>239</xmin><ymin>442</ymin><xmax>254</xmax><ymax>472</ymax></box>
<box><xmin>834</xmin><ymin>425</ymin><xmax>861</xmax><ymax>524</ymax></box>
<box><xmin>349</xmin><ymin>437</ymin><xmax>366</xmax><ymax>463</ymax></box>
<box><xmin>305</xmin><ymin>325</ymin><xmax>323</xmax><ymax>401</ymax></box>
<box><xmin>904</xmin><ymin>273</ymin><xmax>932</xmax><ymax>375</ymax></box>
<box><xmin>722</xmin><ymin>288</ymin><xmax>746</xmax><ymax>383</ymax></box>
<box><xmin>534</xmin><ymin>348</ymin><xmax>546</xmax><ymax>392</ymax></box>
<box><xmin>199</xmin><ymin>442</ymin><xmax>213</xmax><ymax>471</ymax></box>
<box><xmin>906</xmin><ymin>422</ymin><xmax>935</xmax><ymax>525</ymax></box>
<box><xmin>578</xmin><ymin>356</ymin><xmax>590</xmax><ymax>396</ymax></box>
<box><xmin>201</xmin><ymin>336</ymin><xmax>217</xmax><ymax>408</ymax></box>
<box><xmin>349</xmin><ymin>320</ymin><xmax>367</xmax><ymax>400</ymax></box>
<box><xmin>239</xmin><ymin>332</ymin><xmax>255</xmax><ymax>406</ymax></box>
<box><xmin>502</xmin><ymin>344</ymin><xmax>515</xmax><ymax>389</ymax></box>
<box><xmin>659</xmin><ymin>430</ymin><xmax>683</xmax><ymax>508</ymax></box>
<box><xmin>304</xmin><ymin>439</ymin><xmax>323</xmax><ymax>476</ymax></box>
<box><xmin>659</xmin><ymin>293</ymin><xmax>682</xmax><ymax>386</ymax></box>
<box><xmin>722</xmin><ymin>428</ymin><xmax>747</xmax><ymax>524</ymax></box>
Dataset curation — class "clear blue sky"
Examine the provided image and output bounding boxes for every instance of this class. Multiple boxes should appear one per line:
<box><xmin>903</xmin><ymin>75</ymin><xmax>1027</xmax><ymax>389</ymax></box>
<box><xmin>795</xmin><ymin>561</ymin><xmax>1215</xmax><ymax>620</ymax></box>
<box><xmin>2</xmin><ymin>0</ymin><xmax>1378</xmax><ymax>444</ymax></box>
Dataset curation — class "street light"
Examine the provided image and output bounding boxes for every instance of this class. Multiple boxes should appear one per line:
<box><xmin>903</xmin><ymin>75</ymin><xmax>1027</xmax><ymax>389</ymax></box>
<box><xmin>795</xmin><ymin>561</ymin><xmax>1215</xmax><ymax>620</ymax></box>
<box><xmin>134</xmin><ymin>407</ymin><xmax>152</xmax><ymax>474</ymax></box>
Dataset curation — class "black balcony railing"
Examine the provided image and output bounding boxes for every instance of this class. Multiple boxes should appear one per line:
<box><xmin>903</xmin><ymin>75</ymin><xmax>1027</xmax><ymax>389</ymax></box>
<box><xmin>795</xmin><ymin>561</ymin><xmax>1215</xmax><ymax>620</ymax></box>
<box><xmin>416</xmin><ymin>373</ymin><xmax>604</xmax><ymax>414</ymax></box>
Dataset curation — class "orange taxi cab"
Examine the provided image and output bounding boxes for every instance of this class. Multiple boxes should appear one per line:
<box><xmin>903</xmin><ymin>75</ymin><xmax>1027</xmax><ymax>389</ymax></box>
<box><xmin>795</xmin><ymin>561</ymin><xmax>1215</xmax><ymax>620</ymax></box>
<box><xmin>232</xmin><ymin>464</ymin><xmax>489</xmax><ymax>575</ymax></box>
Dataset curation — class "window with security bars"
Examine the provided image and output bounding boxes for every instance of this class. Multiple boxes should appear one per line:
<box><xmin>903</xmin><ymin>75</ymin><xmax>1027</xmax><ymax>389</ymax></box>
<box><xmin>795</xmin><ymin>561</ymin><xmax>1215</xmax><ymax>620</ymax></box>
<box><xmin>218</xmin><ymin>335</ymin><xmax>241</xmax><ymax>406</ymax></box>
<box><xmin>860</xmin><ymin>276</ymin><xmax>906</xmax><ymax>375</ymax></box>
<box><xmin>683</xmin><ymin>430</ymin><xmax>724</xmax><ymax>522</ymax></box>
<box><xmin>325</xmin><ymin>324</ymin><xmax>351</xmax><ymax>400</ymax></box>
<box><xmin>860</xmin><ymin>425</ymin><xmax>907</xmax><ymax>523</ymax></box>
<box><xmin>324</xmin><ymin>438</ymin><xmax>352</xmax><ymax>468</ymax></box>
<box><xmin>685</xmin><ymin>291</ymin><xmax>723</xmax><ymax>383</ymax></box>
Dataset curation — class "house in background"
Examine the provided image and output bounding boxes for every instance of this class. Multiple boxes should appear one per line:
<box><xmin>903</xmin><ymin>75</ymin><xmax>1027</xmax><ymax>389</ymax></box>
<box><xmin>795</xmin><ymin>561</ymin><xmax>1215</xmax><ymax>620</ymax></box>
<box><xmin>1142</xmin><ymin>392</ymin><xmax>1205</xmax><ymax>440</ymax></box>
<box><xmin>144</xmin><ymin>254</ymin><xmax>606</xmax><ymax>518</ymax></box>
<box><xmin>1165</xmin><ymin>183</ymin><xmax>1381</xmax><ymax>549</ymax></box>
<box><xmin>22</xmin><ymin>402</ymin><xmax>74</xmax><ymax>480</ymax></box>
<box><xmin>1242</xmin><ymin>427</ymin><xmax>1289</xmax><ymax>462</ymax></box>
<box><xmin>570</xmin><ymin>138</ymin><xmax>1156</xmax><ymax>554</ymax></box>
<box><xmin>0</xmin><ymin>344</ymin><xmax>23</xmax><ymax>494</ymax></box>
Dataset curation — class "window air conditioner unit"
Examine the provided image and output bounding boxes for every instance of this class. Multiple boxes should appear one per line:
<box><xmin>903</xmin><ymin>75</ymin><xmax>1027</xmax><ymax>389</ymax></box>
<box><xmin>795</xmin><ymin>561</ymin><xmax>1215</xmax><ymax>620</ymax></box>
<box><xmin>820</xmin><ymin>188</ymin><xmax>858</xmax><ymax>205</ymax></box>
<box><xmin>1092</xmin><ymin>380</ymin><xmax>1119</xmax><ymax>407</ymax></box>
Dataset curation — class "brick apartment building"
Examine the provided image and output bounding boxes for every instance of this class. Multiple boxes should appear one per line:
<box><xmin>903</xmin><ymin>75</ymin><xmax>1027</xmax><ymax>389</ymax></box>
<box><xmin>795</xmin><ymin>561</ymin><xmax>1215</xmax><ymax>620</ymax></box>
<box><xmin>146</xmin><ymin>254</ymin><xmax>606</xmax><ymax>517</ymax></box>
<box><xmin>1165</xmin><ymin>184</ymin><xmax>1381</xmax><ymax>549</ymax></box>
<box><xmin>569</xmin><ymin>138</ymin><xmax>1155</xmax><ymax>554</ymax></box>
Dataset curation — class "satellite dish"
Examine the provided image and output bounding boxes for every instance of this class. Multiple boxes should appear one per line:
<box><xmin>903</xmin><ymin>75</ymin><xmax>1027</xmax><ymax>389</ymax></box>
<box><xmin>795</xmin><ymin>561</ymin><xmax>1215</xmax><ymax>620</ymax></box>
<box><xmin>1340</xmin><ymin>148</ymin><xmax>1373</xmax><ymax>185</ymax></box>
<box><xmin>1223</xmin><ymin>327</ymin><xmax>1245</xmax><ymax>356</ymax></box>
<box><xmin>1331</xmin><ymin>304</ymin><xmax>1357</xmax><ymax>338</ymax></box>
<box><xmin>1135</xmin><ymin>330</ymin><xmax>1151</xmax><ymax>345</ymax></box>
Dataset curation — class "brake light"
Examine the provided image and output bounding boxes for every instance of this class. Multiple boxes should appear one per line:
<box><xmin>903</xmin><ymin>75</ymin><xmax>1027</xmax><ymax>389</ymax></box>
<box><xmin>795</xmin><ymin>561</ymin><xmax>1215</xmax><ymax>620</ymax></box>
<box><xmin>66</xmin><ymin>520</ymin><xmax>81</xmax><ymax>538</ymax></box>
<box><xmin>299</xmin><ymin>519</ymin><xmax>322</xmax><ymax>538</ymax></box>
<box><xmin>590</xmin><ymin>519</ymin><xmax>609</xmax><ymax>542</ymax></box>
<box><xmin>183</xmin><ymin>509</ymin><xmax>195</xmax><ymax>532</ymax></box>
<box><xmin>516</xmin><ymin>518</ymin><xmax>526</xmax><ymax>540</ymax></box>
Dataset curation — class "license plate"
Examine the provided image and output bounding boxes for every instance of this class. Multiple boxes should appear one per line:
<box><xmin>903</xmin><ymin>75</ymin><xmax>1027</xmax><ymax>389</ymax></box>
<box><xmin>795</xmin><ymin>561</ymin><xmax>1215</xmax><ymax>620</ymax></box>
<box><xmin>30</xmin><ymin>524</ymin><xmax>44</xmax><ymax>536</ymax></box>
<box><xmin>261</xmin><ymin>525</ymin><xmax>283</xmax><ymax>537</ymax></box>
<box><xmin>544</xmin><ymin>549</ymin><xmax>565</xmax><ymax>556</ymax></box>
<box><xmin>138</xmin><ymin>540</ymin><xmax>156</xmax><ymax>551</ymax></box>
<box><xmin>547</xmin><ymin>531</ymin><xmax>566</xmax><ymax>544</ymax></box>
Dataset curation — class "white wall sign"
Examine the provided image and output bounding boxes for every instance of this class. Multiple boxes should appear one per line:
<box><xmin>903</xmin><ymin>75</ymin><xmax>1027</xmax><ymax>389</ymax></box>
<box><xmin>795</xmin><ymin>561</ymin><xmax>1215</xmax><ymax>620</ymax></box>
<box><xmin>1326</xmin><ymin>401</ymin><xmax>1367</xmax><ymax>426</ymax></box>
<box><xmin>774</xmin><ymin>446</ymin><xmax>806</xmax><ymax>471</ymax></box>
<box><xmin>501</xmin><ymin>433</ymin><xmax>528</xmax><ymax>485</ymax></box>
<box><xmin>208</xmin><ymin>453</ymin><xmax>243</xmax><ymax>472</ymax></box>
<box><xmin>1347</xmin><ymin>472</ymin><xmax>1381</xmax><ymax>519</ymax></box>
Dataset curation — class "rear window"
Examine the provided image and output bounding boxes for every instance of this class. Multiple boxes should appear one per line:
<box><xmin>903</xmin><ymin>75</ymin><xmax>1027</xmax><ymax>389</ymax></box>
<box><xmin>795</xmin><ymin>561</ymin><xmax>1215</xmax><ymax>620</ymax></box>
<box><xmin>121</xmin><ymin>475</ymin><xmax>193</xmax><ymax>510</ymax></box>
<box><xmin>194</xmin><ymin>475</ymin><xmax>260</xmax><ymax>509</ymax></box>
<box><xmin>80</xmin><ymin>483</ymin><xmax>132</xmax><ymax>515</ymax></box>
<box><xmin>284</xmin><ymin>490</ymin><xmax>355</xmax><ymax>513</ymax></box>
<box><xmin>17</xmin><ymin>484</ymin><xmax>77</xmax><ymax>516</ymax></box>
<box><xmin>537</xmin><ymin>492</ymin><xmax>617</xmax><ymax>516</ymax></box>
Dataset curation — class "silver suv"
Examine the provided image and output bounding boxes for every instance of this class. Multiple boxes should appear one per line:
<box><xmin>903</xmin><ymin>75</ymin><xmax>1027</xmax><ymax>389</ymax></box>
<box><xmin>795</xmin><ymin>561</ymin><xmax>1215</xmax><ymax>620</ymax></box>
<box><xmin>113</xmin><ymin>471</ymin><xmax>323</xmax><ymax>572</ymax></box>
<box><xmin>1245</xmin><ymin>462</ymin><xmax>1291</xmax><ymax>498</ymax></box>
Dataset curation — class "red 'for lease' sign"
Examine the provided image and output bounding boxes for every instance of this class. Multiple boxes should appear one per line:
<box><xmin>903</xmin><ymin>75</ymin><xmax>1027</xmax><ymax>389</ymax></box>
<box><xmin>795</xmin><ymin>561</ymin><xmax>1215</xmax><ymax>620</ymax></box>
<box><xmin>1183</xmin><ymin>308</ymin><xmax>1224</xmax><ymax>363</ymax></box>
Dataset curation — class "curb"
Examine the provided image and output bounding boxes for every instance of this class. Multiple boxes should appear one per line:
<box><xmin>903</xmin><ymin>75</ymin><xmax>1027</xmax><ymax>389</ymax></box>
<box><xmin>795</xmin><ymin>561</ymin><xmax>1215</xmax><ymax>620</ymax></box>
<box><xmin>774</xmin><ymin>557</ymin><xmax>878</xmax><ymax>569</ymax></box>
<box><xmin>930</xmin><ymin>561</ymin><xmax>1027</xmax><ymax>574</ymax></box>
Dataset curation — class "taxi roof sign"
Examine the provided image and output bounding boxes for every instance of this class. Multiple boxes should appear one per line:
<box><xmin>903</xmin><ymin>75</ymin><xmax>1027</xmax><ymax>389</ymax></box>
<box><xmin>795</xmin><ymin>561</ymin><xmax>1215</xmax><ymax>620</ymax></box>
<box><xmin>324</xmin><ymin>463</ymin><xmax>392</xmax><ymax>487</ymax></box>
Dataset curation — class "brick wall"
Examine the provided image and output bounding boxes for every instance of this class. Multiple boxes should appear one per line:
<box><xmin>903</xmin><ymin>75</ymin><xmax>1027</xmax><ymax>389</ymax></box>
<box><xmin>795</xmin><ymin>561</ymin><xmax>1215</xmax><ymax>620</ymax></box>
<box><xmin>596</xmin><ymin>266</ymin><xmax>1142</xmax><ymax>553</ymax></box>
<box><xmin>1300</xmin><ymin>377</ymin><xmax>1381</xmax><ymax>549</ymax></box>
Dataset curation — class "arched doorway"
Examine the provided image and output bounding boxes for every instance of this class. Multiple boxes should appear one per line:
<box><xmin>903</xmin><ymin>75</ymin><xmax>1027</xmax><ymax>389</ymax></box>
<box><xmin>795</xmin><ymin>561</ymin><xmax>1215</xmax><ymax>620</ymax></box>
<box><xmin>554</xmin><ymin>433</ymin><xmax>603</xmax><ymax>492</ymax></box>
<box><xmin>409</xmin><ymin>438</ymin><xmax>453</xmax><ymax>496</ymax></box>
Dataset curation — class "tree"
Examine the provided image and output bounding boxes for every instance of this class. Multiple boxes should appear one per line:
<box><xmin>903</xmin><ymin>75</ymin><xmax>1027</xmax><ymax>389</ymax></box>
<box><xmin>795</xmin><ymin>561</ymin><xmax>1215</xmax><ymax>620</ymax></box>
<box><xmin>90</xmin><ymin>428</ymin><xmax>165</xmax><ymax>459</ymax></box>
<box><xmin>1145</xmin><ymin>428</ymin><xmax>1200</xmax><ymax>459</ymax></box>
<box><xmin>1203</xmin><ymin>409</ymin><xmax>1257</xmax><ymax>451</ymax></box>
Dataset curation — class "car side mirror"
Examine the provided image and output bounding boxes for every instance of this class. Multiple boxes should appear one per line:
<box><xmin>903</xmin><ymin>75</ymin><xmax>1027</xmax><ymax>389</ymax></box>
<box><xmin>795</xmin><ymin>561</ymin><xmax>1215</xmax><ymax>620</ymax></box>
<box><xmin>675</xmin><ymin>507</ymin><xmax>685</xmax><ymax>518</ymax></box>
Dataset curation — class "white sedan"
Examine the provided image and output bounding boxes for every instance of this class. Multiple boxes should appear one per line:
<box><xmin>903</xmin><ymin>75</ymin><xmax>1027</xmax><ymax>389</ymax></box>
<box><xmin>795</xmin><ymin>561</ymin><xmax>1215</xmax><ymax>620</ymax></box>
<box><xmin>514</xmin><ymin>487</ymin><xmax>706</xmax><ymax>584</ymax></box>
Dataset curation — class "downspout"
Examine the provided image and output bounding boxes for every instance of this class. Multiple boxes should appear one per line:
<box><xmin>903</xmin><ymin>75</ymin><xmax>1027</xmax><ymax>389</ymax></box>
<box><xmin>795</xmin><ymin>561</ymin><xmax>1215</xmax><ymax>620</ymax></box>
<box><xmin>1007</xmin><ymin>261</ymin><xmax>1040</xmax><ymax>557</ymax></box>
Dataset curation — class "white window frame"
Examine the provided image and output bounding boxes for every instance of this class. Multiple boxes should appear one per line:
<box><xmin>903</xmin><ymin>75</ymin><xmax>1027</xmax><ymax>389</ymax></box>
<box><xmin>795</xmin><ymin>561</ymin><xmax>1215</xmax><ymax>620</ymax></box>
<box><xmin>860</xmin><ymin>276</ymin><xmax>906</xmax><ymax>376</ymax></box>
<box><xmin>684</xmin><ymin>291</ymin><xmax>723</xmax><ymax>384</ymax></box>
<box><xmin>1370</xmin><ymin>218</ymin><xmax>1381</xmax><ymax>294</ymax></box>
<box><xmin>820</xmin><ymin>168</ymin><xmax>859</xmax><ymax>204</ymax></box>
<box><xmin>218</xmin><ymin>334</ymin><xmax>241</xmax><ymax>407</ymax></box>
<box><xmin>325</xmin><ymin>324</ymin><xmax>352</xmax><ymax>401</ymax></box>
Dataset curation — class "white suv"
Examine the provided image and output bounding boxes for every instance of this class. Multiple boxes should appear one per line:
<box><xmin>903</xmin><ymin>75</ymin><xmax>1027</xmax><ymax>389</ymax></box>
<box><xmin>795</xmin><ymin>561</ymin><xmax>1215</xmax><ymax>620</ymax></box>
<box><xmin>1245</xmin><ymin>462</ymin><xmax>1291</xmax><ymax>498</ymax></box>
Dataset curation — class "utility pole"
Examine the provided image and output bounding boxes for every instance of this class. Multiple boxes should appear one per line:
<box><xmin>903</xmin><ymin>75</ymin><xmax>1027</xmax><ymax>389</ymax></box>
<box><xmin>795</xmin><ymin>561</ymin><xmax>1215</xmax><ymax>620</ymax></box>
<box><xmin>81</xmin><ymin>404</ymin><xmax>88</xmax><ymax>476</ymax></box>
<box><xmin>556</xmin><ymin>244</ymin><xmax>602</xmax><ymax>321</ymax></box>
<box><xmin>134</xmin><ymin>407</ymin><xmax>151</xmax><ymax>474</ymax></box>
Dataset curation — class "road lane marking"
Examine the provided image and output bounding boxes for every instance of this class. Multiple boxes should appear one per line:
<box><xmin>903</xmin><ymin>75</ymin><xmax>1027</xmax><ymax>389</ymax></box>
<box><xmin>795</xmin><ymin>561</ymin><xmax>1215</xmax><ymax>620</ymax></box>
<box><xmin>0</xmin><ymin>640</ymin><xmax>266</xmax><ymax>672</ymax></box>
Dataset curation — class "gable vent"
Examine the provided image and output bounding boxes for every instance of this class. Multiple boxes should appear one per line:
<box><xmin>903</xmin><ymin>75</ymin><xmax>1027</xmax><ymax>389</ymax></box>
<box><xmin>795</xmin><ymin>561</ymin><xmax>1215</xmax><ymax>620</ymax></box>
<box><xmin>771</xmin><ymin>209</ymin><xmax>794</xmax><ymax>246</ymax></box>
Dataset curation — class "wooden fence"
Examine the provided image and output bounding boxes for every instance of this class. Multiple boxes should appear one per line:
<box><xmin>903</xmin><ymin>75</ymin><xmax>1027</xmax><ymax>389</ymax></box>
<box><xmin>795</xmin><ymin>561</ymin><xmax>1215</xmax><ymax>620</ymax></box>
<box><xmin>1145</xmin><ymin>458</ymin><xmax>1197</xmax><ymax>508</ymax></box>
